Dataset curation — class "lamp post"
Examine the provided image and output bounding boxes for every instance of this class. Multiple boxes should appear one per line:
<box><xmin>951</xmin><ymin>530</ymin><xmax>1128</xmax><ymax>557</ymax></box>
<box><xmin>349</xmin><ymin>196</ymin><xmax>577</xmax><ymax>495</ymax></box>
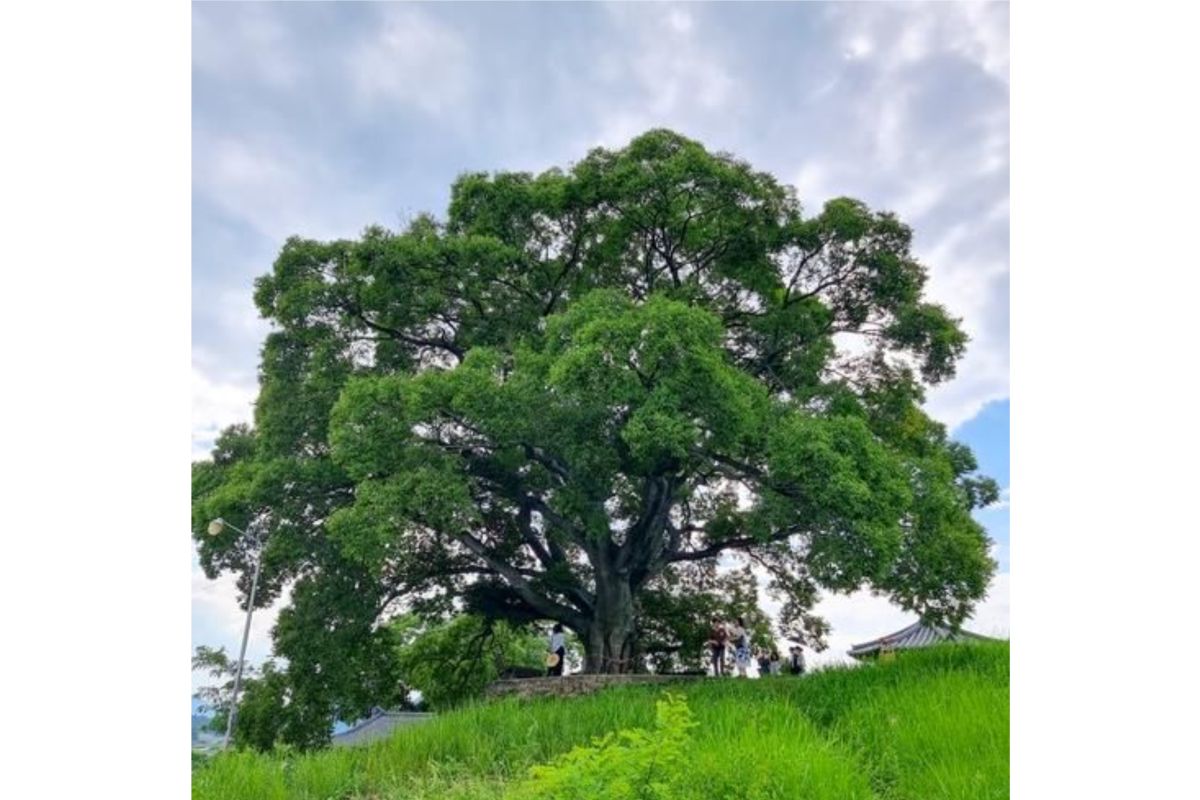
<box><xmin>207</xmin><ymin>517</ymin><xmax>265</xmax><ymax>749</ymax></box>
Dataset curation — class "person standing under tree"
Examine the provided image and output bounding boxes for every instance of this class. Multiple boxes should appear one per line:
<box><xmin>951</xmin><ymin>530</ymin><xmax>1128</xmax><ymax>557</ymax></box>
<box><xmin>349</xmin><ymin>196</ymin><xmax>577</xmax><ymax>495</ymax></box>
<box><xmin>708</xmin><ymin>617</ymin><xmax>729</xmax><ymax>676</ymax></box>
<box><xmin>756</xmin><ymin>647</ymin><xmax>771</xmax><ymax>677</ymax></box>
<box><xmin>788</xmin><ymin>646</ymin><xmax>806</xmax><ymax>676</ymax></box>
<box><xmin>730</xmin><ymin>617</ymin><xmax>752</xmax><ymax>678</ymax></box>
<box><xmin>546</xmin><ymin>623</ymin><xmax>566</xmax><ymax>677</ymax></box>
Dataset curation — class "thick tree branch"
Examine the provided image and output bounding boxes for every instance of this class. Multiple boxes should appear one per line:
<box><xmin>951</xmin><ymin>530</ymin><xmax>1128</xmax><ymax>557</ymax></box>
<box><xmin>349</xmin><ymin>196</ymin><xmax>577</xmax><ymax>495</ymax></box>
<box><xmin>454</xmin><ymin>529</ymin><xmax>587</xmax><ymax>629</ymax></box>
<box><xmin>346</xmin><ymin>305</ymin><xmax>465</xmax><ymax>360</ymax></box>
<box><xmin>374</xmin><ymin>564</ymin><xmax>497</xmax><ymax>617</ymax></box>
<box><xmin>521</xmin><ymin>444</ymin><xmax>573</xmax><ymax>485</ymax></box>
<box><xmin>618</xmin><ymin>476</ymin><xmax>676</xmax><ymax>585</ymax></box>
<box><xmin>515</xmin><ymin>501</ymin><xmax>595</xmax><ymax>614</ymax></box>
<box><xmin>543</xmin><ymin>213</ymin><xmax>588</xmax><ymax>315</ymax></box>
<box><xmin>665</xmin><ymin>524</ymin><xmax>804</xmax><ymax>564</ymax></box>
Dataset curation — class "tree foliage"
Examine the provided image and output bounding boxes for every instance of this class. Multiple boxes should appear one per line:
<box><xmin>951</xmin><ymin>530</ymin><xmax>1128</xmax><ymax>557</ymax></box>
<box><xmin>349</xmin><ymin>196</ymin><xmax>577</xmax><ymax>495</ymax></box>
<box><xmin>228</xmin><ymin>659</ymin><xmax>291</xmax><ymax>752</ymax></box>
<box><xmin>193</xmin><ymin>130</ymin><xmax>997</xmax><ymax>729</ymax></box>
<box><xmin>392</xmin><ymin>614</ymin><xmax>555</xmax><ymax>710</ymax></box>
<box><xmin>191</xmin><ymin>646</ymin><xmax>294</xmax><ymax>751</ymax></box>
<box><xmin>192</xmin><ymin>644</ymin><xmax>242</xmax><ymax>736</ymax></box>
<box><xmin>508</xmin><ymin>693</ymin><xmax>697</xmax><ymax>800</ymax></box>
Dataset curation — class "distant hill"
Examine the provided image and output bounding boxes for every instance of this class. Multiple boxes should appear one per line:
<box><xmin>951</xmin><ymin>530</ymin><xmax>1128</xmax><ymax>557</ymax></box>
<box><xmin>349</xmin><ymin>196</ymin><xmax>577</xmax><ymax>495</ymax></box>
<box><xmin>192</xmin><ymin>700</ymin><xmax>378</xmax><ymax>744</ymax></box>
<box><xmin>192</xmin><ymin>712</ymin><xmax>221</xmax><ymax>746</ymax></box>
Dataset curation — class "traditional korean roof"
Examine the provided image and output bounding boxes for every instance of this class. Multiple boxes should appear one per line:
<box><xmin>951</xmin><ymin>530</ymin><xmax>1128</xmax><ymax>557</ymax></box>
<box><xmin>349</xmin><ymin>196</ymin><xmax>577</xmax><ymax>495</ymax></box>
<box><xmin>847</xmin><ymin>619</ymin><xmax>995</xmax><ymax>660</ymax></box>
<box><xmin>330</xmin><ymin>711</ymin><xmax>435</xmax><ymax>747</ymax></box>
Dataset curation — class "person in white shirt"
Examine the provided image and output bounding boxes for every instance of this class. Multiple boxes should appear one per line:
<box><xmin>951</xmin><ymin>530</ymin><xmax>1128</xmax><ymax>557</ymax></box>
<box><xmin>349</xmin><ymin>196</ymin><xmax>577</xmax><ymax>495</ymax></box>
<box><xmin>729</xmin><ymin>617</ymin><xmax>751</xmax><ymax>677</ymax></box>
<box><xmin>547</xmin><ymin>623</ymin><xmax>567</xmax><ymax>677</ymax></box>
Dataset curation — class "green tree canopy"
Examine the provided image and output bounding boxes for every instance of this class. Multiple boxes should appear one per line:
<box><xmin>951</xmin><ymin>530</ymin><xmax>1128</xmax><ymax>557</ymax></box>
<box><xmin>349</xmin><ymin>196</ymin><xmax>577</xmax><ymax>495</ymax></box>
<box><xmin>392</xmin><ymin>613</ymin><xmax>555</xmax><ymax>710</ymax></box>
<box><xmin>193</xmin><ymin>131</ymin><xmax>996</xmax><ymax>715</ymax></box>
<box><xmin>192</xmin><ymin>646</ymin><xmax>299</xmax><ymax>751</ymax></box>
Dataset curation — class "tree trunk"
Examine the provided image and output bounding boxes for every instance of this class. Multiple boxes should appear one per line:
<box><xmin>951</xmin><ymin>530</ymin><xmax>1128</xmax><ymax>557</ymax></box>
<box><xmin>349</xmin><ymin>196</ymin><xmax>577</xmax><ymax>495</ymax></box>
<box><xmin>583</xmin><ymin>577</ymin><xmax>637</xmax><ymax>673</ymax></box>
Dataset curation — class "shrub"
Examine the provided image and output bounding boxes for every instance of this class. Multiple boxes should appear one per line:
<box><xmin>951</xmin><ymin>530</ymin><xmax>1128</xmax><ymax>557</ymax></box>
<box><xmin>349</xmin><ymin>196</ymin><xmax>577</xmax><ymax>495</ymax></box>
<box><xmin>506</xmin><ymin>693</ymin><xmax>696</xmax><ymax>800</ymax></box>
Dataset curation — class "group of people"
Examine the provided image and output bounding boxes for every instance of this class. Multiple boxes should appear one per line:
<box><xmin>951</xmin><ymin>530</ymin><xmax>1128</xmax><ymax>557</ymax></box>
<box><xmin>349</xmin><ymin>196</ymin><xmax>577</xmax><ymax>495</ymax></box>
<box><xmin>543</xmin><ymin>616</ymin><xmax>808</xmax><ymax>678</ymax></box>
<box><xmin>707</xmin><ymin>616</ymin><xmax>805</xmax><ymax>678</ymax></box>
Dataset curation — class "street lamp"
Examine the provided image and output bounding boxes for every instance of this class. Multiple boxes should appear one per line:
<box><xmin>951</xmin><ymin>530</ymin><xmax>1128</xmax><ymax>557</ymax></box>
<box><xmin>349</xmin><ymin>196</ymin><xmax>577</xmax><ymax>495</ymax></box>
<box><xmin>208</xmin><ymin>517</ymin><xmax>265</xmax><ymax>750</ymax></box>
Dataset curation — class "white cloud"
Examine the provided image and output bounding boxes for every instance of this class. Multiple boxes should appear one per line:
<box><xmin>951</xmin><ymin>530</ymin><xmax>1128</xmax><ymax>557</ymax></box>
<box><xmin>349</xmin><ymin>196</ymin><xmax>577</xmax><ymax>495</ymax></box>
<box><xmin>925</xmin><ymin>348</ymin><xmax>1008</xmax><ymax>432</ymax></box>
<box><xmin>802</xmin><ymin>4</ymin><xmax>1010</xmax><ymax>431</ymax></box>
<box><xmin>347</xmin><ymin>5</ymin><xmax>472</xmax><ymax>118</ymax></box>
<box><xmin>892</xmin><ymin>178</ymin><xmax>949</xmax><ymax>223</ymax></box>
<box><xmin>667</xmin><ymin>8</ymin><xmax>694</xmax><ymax>35</ymax></box>
<box><xmin>789</xmin><ymin>188</ymin><xmax>1008</xmax><ymax>432</ymax></box>
<box><xmin>193</xmin><ymin>131</ymin><xmax>388</xmax><ymax>245</ymax></box>
<box><xmin>920</xmin><ymin>240</ymin><xmax>1008</xmax><ymax>431</ymax></box>
<box><xmin>989</xmin><ymin>541</ymin><xmax>1009</xmax><ymax>573</ymax></box>
<box><xmin>213</xmin><ymin>286</ymin><xmax>272</xmax><ymax>342</ymax></box>
<box><xmin>807</xmin><ymin>571</ymin><xmax>1010</xmax><ymax>670</ymax></box>
<box><xmin>793</xmin><ymin>162</ymin><xmax>837</xmax><ymax>211</ymax></box>
<box><xmin>828</xmin><ymin>2</ymin><xmax>1008</xmax><ymax>82</ymax></box>
<box><xmin>991</xmin><ymin>486</ymin><xmax>1011</xmax><ymax>511</ymax></box>
<box><xmin>584</xmin><ymin>3</ymin><xmax>737</xmax><ymax>149</ymax></box>
<box><xmin>193</xmin><ymin>3</ymin><xmax>302</xmax><ymax>90</ymax></box>
<box><xmin>844</xmin><ymin>34</ymin><xmax>874</xmax><ymax>61</ymax></box>
<box><xmin>192</xmin><ymin>557</ymin><xmax>259</xmax><ymax>643</ymax></box>
<box><xmin>952</xmin><ymin>2</ymin><xmax>1010</xmax><ymax>84</ymax></box>
<box><xmin>968</xmin><ymin>571</ymin><xmax>1010</xmax><ymax>638</ymax></box>
<box><xmin>192</xmin><ymin>553</ymin><xmax>289</xmax><ymax>692</ymax></box>
<box><xmin>191</xmin><ymin>363</ymin><xmax>255</xmax><ymax>460</ymax></box>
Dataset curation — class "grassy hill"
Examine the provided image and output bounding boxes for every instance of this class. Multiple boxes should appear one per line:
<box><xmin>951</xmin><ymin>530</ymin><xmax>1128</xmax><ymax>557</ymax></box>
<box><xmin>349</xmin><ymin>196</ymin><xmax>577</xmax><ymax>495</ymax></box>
<box><xmin>192</xmin><ymin>640</ymin><xmax>1008</xmax><ymax>800</ymax></box>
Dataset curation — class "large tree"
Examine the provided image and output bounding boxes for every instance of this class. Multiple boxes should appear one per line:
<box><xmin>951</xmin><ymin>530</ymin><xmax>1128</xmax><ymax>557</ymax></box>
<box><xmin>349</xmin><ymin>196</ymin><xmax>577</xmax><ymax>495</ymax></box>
<box><xmin>193</xmin><ymin>130</ymin><xmax>996</xmax><ymax>684</ymax></box>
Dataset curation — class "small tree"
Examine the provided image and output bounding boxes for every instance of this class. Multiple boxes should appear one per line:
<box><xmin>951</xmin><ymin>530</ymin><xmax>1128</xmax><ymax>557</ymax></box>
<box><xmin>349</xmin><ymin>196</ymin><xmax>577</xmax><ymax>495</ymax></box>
<box><xmin>228</xmin><ymin>660</ymin><xmax>290</xmax><ymax>751</ymax></box>
<box><xmin>393</xmin><ymin>614</ymin><xmax>555</xmax><ymax>709</ymax></box>
<box><xmin>193</xmin><ymin>645</ymin><xmax>294</xmax><ymax>751</ymax></box>
<box><xmin>192</xmin><ymin>643</ymin><xmax>411</xmax><ymax>752</ymax></box>
<box><xmin>191</xmin><ymin>645</ymin><xmax>253</xmax><ymax>737</ymax></box>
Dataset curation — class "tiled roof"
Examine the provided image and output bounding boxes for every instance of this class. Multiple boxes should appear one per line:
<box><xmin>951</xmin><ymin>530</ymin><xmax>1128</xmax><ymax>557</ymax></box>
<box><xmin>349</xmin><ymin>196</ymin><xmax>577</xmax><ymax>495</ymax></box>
<box><xmin>847</xmin><ymin>620</ymin><xmax>994</xmax><ymax>660</ymax></box>
<box><xmin>330</xmin><ymin>711</ymin><xmax>435</xmax><ymax>747</ymax></box>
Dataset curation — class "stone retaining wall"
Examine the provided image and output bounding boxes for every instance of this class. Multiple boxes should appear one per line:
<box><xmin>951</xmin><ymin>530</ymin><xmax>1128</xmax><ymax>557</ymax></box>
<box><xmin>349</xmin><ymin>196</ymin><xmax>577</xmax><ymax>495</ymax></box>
<box><xmin>485</xmin><ymin>673</ymin><xmax>704</xmax><ymax>700</ymax></box>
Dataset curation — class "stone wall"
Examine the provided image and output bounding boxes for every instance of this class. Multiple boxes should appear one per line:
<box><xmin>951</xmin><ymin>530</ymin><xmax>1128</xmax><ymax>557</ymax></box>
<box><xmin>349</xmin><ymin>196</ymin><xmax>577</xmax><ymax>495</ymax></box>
<box><xmin>485</xmin><ymin>673</ymin><xmax>703</xmax><ymax>701</ymax></box>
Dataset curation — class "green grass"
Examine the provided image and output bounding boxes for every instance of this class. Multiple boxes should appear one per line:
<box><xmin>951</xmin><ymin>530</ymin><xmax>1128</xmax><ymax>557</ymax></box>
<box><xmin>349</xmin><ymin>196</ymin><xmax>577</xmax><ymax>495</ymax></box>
<box><xmin>192</xmin><ymin>641</ymin><xmax>1008</xmax><ymax>800</ymax></box>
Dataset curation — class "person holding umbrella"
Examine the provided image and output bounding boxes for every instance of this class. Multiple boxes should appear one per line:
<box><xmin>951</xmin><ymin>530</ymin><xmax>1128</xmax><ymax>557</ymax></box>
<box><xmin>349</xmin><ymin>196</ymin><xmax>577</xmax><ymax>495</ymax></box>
<box><xmin>546</xmin><ymin>623</ymin><xmax>567</xmax><ymax>677</ymax></box>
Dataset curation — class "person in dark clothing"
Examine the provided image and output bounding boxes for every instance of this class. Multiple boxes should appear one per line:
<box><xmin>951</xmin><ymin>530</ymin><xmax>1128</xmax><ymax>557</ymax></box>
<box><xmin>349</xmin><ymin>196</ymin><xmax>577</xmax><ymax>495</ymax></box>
<box><xmin>756</xmin><ymin>647</ymin><xmax>771</xmax><ymax>677</ymax></box>
<box><xmin>708</xmin><ymin>617</ymin><xmax>729</xmax><ymax>676</ymax></box>
<box><xmin>788</xmin><ymin>646</ymin><xmax>806</xmax><ymax>676</ymax></box>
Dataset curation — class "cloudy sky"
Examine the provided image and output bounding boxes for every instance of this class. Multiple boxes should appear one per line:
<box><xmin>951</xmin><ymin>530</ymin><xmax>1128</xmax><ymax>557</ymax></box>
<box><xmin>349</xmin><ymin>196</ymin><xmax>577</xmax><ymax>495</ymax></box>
<box><xmin>192</xmin><ymin>1</ymin><xmax>1009</xmax><ymax>682</ymax></box>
